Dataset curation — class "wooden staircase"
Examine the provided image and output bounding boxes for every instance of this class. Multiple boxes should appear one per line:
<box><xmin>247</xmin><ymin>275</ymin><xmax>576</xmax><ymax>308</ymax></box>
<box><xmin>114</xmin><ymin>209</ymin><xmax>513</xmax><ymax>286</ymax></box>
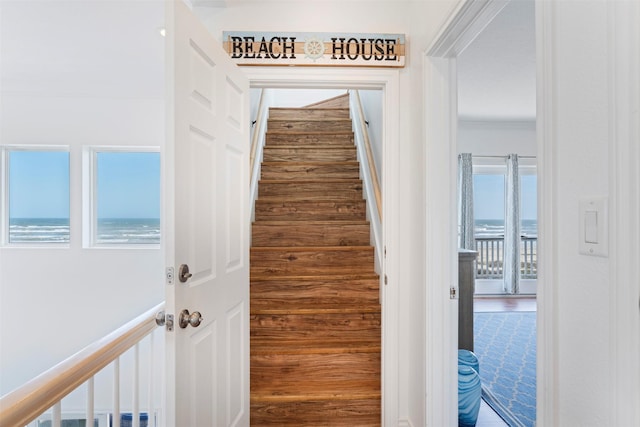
<box><xmin>250</xmin><ymin>94</ymin><xmax>382</xmax><ymax>426</ymax></box>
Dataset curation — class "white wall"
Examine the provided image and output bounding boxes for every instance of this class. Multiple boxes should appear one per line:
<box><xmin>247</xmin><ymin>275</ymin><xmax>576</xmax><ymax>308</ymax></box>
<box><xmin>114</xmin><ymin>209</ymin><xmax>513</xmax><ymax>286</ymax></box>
<box><xmin>0</xmin><ymin>96</ymin><xmax>165</xmax><ymax>396</ymax></box>
<box><xmin>457</xmin><ymin>119</ymin><xmax>536</xmax><ymax>156</ymax></box>
<box><xmin>0</xmin><ymin>1</ymin><xmax>165</xmax><ymax>408</ymax></box>
<box><xmin>359</xmin><ymin>89</ymin><xmax>384</xmax><ymax>182</ymax></box>
<box><xmin>198</xmin><ymin>2</ymin><xmax>456</xmax><ymax>425</ymax></box>
<box><xmin>269</xmin><ymin>88</ymin><xmax>347</xmax><ymax>107</ymax></box>
<box><xmin>540</xmin><ymin>0</ymin><xmax>640</xmax><ymax>424</ymax></box>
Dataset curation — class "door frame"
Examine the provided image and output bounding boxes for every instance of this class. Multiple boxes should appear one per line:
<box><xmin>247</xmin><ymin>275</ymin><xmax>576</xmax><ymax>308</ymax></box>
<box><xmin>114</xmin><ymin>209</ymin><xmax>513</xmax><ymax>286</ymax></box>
<box><xmin>244</xmin><ymin>66</ymin><xmax>400</xmax><ymax>426</ymax></box>
<box><xmin>423</xmin><ymin>0</ymin><xmax>554</xmax><ymax>425</ymax></box>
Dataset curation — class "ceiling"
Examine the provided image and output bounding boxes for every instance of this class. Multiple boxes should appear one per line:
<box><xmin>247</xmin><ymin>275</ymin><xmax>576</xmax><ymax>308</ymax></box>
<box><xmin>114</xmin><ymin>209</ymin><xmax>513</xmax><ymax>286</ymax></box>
<box><xmin>457</xmin><ymin>0</ymin><xmax>536</xmax><ymax>121</ymax></box>
<box><xmin>1</xmin><ymin>0</ymin><xmax>535</xmax><ymax>119</ymax></box>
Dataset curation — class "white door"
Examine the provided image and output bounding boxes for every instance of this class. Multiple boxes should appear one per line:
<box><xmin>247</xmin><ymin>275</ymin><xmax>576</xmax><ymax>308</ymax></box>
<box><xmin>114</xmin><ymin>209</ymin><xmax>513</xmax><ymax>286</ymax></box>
<box><xmin>164</xmin><ymin>1</ymin><xmax>250</xmax><ymax>426</ymax></box>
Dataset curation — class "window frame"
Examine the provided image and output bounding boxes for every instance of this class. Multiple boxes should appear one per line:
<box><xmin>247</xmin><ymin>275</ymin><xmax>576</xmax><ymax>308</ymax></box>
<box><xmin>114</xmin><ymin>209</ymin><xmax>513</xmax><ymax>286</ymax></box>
<box><xmin>83</xmin><ymin>146</ymin><xmax>161</xmax><ymax>249</ymax></box>
<box><xmin>1</xmin><ymin>145</ymin><xmax>71</xmax><ymax>247</ymax></box>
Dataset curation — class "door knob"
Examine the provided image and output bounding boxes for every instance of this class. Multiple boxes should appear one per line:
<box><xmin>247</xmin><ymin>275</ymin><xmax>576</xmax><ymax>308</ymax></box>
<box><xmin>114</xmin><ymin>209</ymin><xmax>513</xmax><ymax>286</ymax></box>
<box><xmin>178</xmin><ymin>264</ymin><xmax>192</xmax><ymax>283</ymax></box>
<box><xmin>179</xmin><ymin>309</ymin><xmax>203</xmax><ymax>328</ymax></box>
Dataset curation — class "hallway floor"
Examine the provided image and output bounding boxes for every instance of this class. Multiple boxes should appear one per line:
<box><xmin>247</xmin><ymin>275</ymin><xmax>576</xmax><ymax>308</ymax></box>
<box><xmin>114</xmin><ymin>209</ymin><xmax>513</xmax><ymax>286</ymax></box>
<box><xmin>473</xmin><ymin>296</ymin><xmax>536</xmax><ymax>427</ymax></box>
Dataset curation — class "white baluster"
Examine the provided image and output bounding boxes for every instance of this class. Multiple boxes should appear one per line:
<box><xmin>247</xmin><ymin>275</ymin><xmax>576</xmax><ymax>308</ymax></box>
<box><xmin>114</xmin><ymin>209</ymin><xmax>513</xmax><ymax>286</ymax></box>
<box><xmin>113</xmin><ymin>358</ymin><xmax>120</xmax><ymax>427</ymax></box>
<box><xmin>87</xmin><ymin>377</ymin><xmax>95</xmax><ymax>427</ymax></box>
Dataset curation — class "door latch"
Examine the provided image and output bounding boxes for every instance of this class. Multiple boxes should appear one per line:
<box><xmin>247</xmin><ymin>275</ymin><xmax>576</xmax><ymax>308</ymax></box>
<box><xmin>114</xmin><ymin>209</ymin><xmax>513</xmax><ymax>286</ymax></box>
<box><xmin>450</xmin><ymin>287</ymin><xmax>457</xmax><ymax>299</ymax></box>
<box><xmin>155</xmin><ymin>311</ymin><xmax>174</xmax><ymax>331</ymax></box>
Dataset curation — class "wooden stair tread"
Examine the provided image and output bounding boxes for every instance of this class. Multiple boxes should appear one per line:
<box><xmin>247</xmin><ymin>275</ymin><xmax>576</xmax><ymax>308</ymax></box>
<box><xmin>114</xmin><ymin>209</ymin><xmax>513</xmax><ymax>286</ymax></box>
<box><xmin>251</xmin><ymin>273</ymin><xmax>378</xmax><ymax>281</ymax></box>
<box><xmin>251</xmin><ymin>391</ymin><xmax>380</xmax><ymax>402</ymax></box>
<box><xmin>261</xmin><ymin>161</ymin><xmax>358</xmax><ymax>166</ymax></box>
<box><xmin>251</xmin><ymin>245</ymin><xmax>373</xmax><ymax>251</ymax></box>
<box><xmin>268</xmin><ymin>118</ymin><xmax>353</xmax><ymax>122</ymax></box>
<box><xmin>266</xmin><ymin>131</ymin><xmax>353</xmax><ymax>135</ymax></box>
<box><xmin>251</xmin><ymin>340</ymin><xmax>380</xmax><ymax>355</ymax></box>
<box><xmin>255</xmin><ymin>199</ymin><xmax>366</xmax><ymax>205</ymax></box>
<box><xmin>263</xmin><ymin>145</ymin><xmax>355</xmax><ymax>149</ymax></box>
<box><xmin>250</xmin><ymin>304</ymin><xmax>381</xmax><ymax>315</ymax></box>
<box><xmin>253</xmin><ymin>220</ymin><xmax>369</xmax><ymax>225</ymax></box>
<box><xmin>259</xmin><ymin>179</ymin><xmax>360</xmax><ymax>184</ymax></box>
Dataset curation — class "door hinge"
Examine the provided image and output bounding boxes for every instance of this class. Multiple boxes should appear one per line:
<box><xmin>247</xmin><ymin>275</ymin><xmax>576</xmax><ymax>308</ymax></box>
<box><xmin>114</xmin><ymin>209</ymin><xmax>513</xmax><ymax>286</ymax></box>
<box><xmin>450</xmin><ymin>287</ymin><xmax>457</xmax><ymax>299</ymax></box>
<box><xmin>384</xmin><ymin>275</ymin><xmax>388</xmax><ymax>285</ymax></box>
<box><xmin>384</xmin><ymin>246</ymin><xmax>387</xmax><ymax>258</ymax></box>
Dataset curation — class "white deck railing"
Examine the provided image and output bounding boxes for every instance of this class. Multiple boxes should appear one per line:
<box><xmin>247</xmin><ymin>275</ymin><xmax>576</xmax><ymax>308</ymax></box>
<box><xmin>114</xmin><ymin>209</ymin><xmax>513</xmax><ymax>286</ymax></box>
<box><xmin>0</xmin><ymin>303</ymin><xmax>164</xmax><ymax>427</ymax></box>
<box><xmin>475</xmin><ymin>236</ymin><xmax>538</xmax><ymax>279</ymax></box>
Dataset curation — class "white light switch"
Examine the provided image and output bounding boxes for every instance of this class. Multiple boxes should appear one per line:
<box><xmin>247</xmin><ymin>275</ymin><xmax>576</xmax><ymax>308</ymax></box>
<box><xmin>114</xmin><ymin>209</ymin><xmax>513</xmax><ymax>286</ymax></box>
<box><xmin>579</xmin><ymin>197</ymin><xmax>608</xmax><ymax>257</ymax></box>
<box><xmin>584</xmin><ymin>210</ymin><xmax>598</xmax><ymax>243</ymax></box>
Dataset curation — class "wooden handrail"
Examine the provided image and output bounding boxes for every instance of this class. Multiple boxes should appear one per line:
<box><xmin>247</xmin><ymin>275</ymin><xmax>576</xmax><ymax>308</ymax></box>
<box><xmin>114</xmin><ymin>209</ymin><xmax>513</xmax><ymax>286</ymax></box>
<box><xmin>249</xmin><ymin>88</ymin><xmax>267</xmax><ymax>175</ymax></box>
<box><xmin>0</xmin><ymin>302</ymin><xmax>164</xmax><ymax>427</ymax></box>
<box><xmin>352</xmin><ymin>90</ymin><xmax>382</xmax><ymax>219</ymax></box>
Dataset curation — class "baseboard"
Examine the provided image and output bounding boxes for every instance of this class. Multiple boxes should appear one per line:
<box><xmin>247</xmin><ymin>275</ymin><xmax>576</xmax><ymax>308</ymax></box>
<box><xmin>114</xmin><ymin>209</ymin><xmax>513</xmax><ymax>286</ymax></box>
<box><xmin>397</xmin><ymin>419</ymin><xmax>414</xmax><ymax>427</ymax></box>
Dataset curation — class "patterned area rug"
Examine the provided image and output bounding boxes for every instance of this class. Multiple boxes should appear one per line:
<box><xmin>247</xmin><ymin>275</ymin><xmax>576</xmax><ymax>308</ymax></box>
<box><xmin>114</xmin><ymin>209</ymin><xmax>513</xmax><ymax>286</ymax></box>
<box><xmin>473</xmin><ymin>311</ymin><xmax>536</xmax><ymax>427</ymax></box>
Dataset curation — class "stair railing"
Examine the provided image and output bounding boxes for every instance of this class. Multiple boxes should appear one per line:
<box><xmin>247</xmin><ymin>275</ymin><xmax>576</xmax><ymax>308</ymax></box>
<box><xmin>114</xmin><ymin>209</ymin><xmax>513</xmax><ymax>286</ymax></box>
<box><xmin>250</xmin><ymin>88</ymin><xmax>271</xmax><ymax>219</ymax></box>
<box><xmin>350</xmin><ymin>90</ymin><xmax>383</xmax><ymax>270</ymax></box>
<box><xmin>0</xmin><ymin>302</ymin><xmax>164</xmax><ymax>427</ymax></box>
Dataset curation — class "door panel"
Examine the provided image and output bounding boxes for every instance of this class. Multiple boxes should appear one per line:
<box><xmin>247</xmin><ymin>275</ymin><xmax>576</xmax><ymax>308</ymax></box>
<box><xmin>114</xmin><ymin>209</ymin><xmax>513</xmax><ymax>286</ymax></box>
<box><xmin>165</xmin><ymin>1</ymin><xmax>249</xmax><ymax>426</ymax></box>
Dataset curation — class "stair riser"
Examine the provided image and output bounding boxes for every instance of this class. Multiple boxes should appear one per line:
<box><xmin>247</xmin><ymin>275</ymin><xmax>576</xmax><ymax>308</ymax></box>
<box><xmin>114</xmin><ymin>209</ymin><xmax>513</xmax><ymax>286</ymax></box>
<box><xmin>251</xmin><ymin>352</ymin><xmax>380</xmax><ymax>388</ymax></box>
<box><xmin>251</xmin><ymin>279</ymin><xmax>379</xmax><ymax>306</ymax></box>
<box><xmin>258</xmin><ymin>182</ymin><xmax>363</xmax><ymax>200</ymax></box>
<box><xmin>261</xmin><ymin>163</ymin><xmax>360</xmax><ymax>180</ymax></box>
<box><xmin>251</xmin><ymin>312</ymin><xmax>381</xmax><ymax>341</ymax></box>
<box><xmin>263</xmin><ymin>147</ymin><xmax>357</xmax><ymax>162</ymax></box>
<box><xmin>254</xmin><ymin>200</ymin><xmax>366</xmax><ymax>221</ymax></box>
<box><xmin>268</xmin><ymin>108</ymin><xmax>350</xmax><ymax>120</ymax></box>
<box><xmin>250</xmin><ymin>248</ymin><xmax>374</xmax><ymax>276</ymax></box>
<box><xmin>252</xmin><ymin>223</ymin><xmax>370</xmax><ymax>247</ymax></box>
<box><xmin>266</xmin><ymin>133</ymin><xmax>354</xmax><ymax>146</ymax></box>
<box><xmin>250</xmin><ymin>399</ymin><xmax>381</xmax><ymax>426</ymax></box>
<box><xmin>268</xmin><ymin>119</ymin><xmax>353</xmax><ymax>132</ymax></box>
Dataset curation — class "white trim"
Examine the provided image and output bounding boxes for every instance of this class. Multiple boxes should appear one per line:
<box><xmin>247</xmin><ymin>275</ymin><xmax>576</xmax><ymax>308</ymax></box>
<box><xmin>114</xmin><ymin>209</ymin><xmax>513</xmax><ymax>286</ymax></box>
<box><xmin>535</xmin><ymin>0</ymin><xmax>557</xmax><ymax>424</ymax></box>
<box><xmin>607</xmin><ymin>0</ymin><xmax>640</xmax><ymax>425</ymax></box>
<box><xmin>0</xmin><ymin>146</ymin><xmax>7</xmax><ymax>245</ymax></box>
<box><xmin>424</xmin><ymin>52</ymin><xmax>459</xmax><ymax>427</ymax></box>
<box><xmin>243</xmin><ymin>66</ymin><xmax>400</xmax><ymax>426</ymax></box>
<box><xmin>427</xmin><ymin>0</ymin><xmax>509</xmax><ymax>58</ymax></box>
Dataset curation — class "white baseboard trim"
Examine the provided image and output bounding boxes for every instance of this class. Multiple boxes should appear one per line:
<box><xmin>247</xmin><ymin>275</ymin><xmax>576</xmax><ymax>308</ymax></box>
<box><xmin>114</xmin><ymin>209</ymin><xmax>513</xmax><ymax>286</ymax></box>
<box><xmin>397</xmin><ymin>419</ymin><xmax>414</xmax><ymax>427</ymax></box>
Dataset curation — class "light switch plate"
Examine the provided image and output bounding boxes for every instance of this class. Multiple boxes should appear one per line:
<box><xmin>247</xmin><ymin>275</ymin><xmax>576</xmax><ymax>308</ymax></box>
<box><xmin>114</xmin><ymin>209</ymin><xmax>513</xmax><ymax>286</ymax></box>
<box><xmin>579</xmin><ymin>197</ymin><xmax>608</xmax><ymax>257</ymax></box>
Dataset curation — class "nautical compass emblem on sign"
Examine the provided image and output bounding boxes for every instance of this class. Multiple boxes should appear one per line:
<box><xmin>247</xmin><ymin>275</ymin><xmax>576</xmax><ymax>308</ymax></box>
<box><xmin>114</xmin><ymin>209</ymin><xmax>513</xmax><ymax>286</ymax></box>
<box><xmin>304</xmin><ymin>37</ymin><xmax>325</xmax><ymax>61</ymax></box>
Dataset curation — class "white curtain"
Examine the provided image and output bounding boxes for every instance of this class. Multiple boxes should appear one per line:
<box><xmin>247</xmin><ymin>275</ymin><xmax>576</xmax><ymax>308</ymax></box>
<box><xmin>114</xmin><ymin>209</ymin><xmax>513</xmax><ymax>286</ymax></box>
<box><xmin>503</xmin><ymin>154</ymin><xmax>520</xmax><ymax>294</ymax></box>
<box><xmin>458</xmin><ymin>153</ymin><xmax>475</xmax><ymax>250</ymax></box>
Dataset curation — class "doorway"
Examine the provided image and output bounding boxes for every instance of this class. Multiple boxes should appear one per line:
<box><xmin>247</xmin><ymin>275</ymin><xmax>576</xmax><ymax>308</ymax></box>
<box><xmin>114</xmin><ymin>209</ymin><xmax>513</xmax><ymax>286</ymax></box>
<box><xmin>424</xmin><ymin>0</ymin><xmax>548</xmax><ymax>426</ymax></box>
<box><xmin>244</xmin><ymin>66</ymin><xmax>401</xmax><ymax>426</ymax></box>
<box><xmin>456</xmin><ymin>2</ymin><xmax>537</xmax><ymax>425</ymax></box>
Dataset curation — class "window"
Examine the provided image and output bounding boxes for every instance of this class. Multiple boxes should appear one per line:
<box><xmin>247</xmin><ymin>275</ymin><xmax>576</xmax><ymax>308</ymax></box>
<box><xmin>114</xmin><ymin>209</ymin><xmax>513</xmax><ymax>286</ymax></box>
<box><xmin>469</xmin><ymin>160</ymin><xmax>538</xmax><ymax>283</ymax></box>
<box><xmin>4</xmin><ymin>148</ymin><xmax>70</xmax><ymax>244</ymax></box>
<box><xmin>86</xmin><ymin>149</ymin><xmax>160</xmax><ymax>246</ymax></box>
<box><xmin>473</xmin><ymin>173</ymin><xmax>505</xmax><ymax>237</ymax></box>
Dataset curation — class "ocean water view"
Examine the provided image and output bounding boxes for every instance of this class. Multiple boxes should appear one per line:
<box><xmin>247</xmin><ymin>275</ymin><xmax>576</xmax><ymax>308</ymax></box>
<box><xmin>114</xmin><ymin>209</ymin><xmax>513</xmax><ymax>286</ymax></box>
<box><xmin>9</xmin><ymin>218</ymin><xmax>160</xmax><ymax>244</ymax></box>
<box><xmin>9</xmin><ymin>218</ymin><xmax>70</xmax><ymax>243</ymax></box>
<box><xmin>97</xmin><ymin>218</ymin><xmax>160</xmax><ymax>244</ymax></box>
<box><xmin>475</xmin><ymin>219</ymin><xmax>537</xmax><ymax>237</ymax></box>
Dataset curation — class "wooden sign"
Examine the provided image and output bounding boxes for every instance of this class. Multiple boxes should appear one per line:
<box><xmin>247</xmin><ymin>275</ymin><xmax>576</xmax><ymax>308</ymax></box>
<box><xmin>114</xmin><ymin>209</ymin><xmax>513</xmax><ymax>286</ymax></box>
<box><xmin>222</xmin><ymin>32</ymin><xmax>405</xmax><ymax>68</ymax></box>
